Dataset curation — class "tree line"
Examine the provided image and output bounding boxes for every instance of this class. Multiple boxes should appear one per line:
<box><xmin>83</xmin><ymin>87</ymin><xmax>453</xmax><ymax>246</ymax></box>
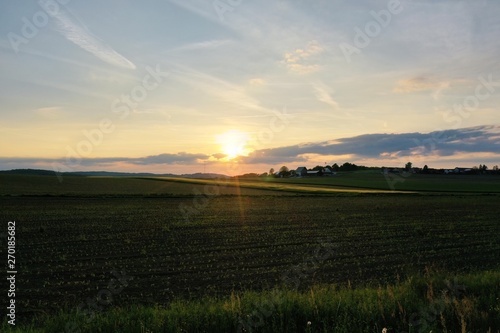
<box><xmin>264</xmin><ymin>162</ymin><xmax>377</xmax><ymax>177</ymax></box>
<box><xmin>259</xmin><ymin>162</ymin><xmax>500</xmax><ymax>177</ymax></box>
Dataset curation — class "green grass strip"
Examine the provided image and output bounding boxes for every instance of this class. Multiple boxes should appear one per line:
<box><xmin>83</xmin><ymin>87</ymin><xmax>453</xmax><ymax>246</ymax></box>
<box><xmin>3</xmin><ymin>270</ymin><xmax>499</xmax><ymax>332</ymax></box>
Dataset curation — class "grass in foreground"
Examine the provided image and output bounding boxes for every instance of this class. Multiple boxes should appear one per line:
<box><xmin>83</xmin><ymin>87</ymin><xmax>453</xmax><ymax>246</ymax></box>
<box><xmin>3</xmin><ymin>270</ymin><xmax>499</xmax><ymax>333</ymax></box>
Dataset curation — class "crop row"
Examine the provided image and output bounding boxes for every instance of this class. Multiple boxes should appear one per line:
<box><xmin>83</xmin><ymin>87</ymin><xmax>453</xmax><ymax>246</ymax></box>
<box><xmin>1</xmin><ymin>195</ymin><xmax>499</xmax><ymax>324</ymax></box>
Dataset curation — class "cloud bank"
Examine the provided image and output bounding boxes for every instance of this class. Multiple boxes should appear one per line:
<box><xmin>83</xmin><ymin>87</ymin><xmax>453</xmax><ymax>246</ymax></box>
<box><xmin>1</xmin><ymin>126</ymin><xmax>498</xmax><ymax>171</ymax></box>
<box><xmin>239</xmin><ymin>125</ymin><xmax>500</xmax><ymax>164</ymax></box>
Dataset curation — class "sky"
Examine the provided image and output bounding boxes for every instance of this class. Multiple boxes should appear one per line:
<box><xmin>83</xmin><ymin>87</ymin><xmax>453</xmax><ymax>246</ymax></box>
<box><xmin>0</xmin><ymin>0</ymin><xmax>499</xmax><ymax>175</ymax></box>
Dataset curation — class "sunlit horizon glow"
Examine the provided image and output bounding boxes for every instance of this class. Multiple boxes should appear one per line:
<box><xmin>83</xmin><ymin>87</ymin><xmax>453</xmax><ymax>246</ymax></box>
<box><xmin>216</xmin><ymin>130</ymin><xmax>251</xmax><ymax>161</ymax></box>
<box><xmin>0</xmin><ymin>1</ymin><xmax>499</xmax><ymax>175</ymax></box>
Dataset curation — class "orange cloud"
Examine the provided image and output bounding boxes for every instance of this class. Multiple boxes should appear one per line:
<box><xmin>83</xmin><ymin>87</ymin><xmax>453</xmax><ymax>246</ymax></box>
<box><xmin>393</xmin><ymin>77</ymin><xmax>446</xmax><ymax>93</ymax></box>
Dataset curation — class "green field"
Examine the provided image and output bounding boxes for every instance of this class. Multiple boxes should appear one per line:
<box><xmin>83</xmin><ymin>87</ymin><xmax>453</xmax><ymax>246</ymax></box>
<box><xmin>3</xmin><ymin>172</ymin><xmax>500</xmax><ymax>197</ymax></box>
<box><xmin>0</xmin><ymin>173</ymin><xmax>413</xmax><ymax>196</ymax></box>
<box><xmin>269</xmin><ymin>172</ymin><xmax>500</xmax><ymax>193</ymax></box>
<box><xmin>1</xmin><ymin>174</ymin><xmax>499</xmax><ymax>332</ymax></box>
<box><xmin>0</xmin><ymin>174</ymin><xmax>297</xmax><ymax>197</ymax></box>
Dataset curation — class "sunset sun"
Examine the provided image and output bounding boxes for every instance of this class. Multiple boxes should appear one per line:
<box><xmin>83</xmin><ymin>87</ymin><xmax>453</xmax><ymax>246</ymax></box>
<box><xmin>216</xmin><ymin>130</ymin><xmax>250</xmax><ymax>160</ymax></box>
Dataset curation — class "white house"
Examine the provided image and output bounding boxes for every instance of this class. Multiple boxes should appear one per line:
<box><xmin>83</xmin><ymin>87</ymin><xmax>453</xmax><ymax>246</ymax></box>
<box><xmin>322</xmin><ymin>167</ymin><xmax>336</xmax><ymax>176</ymax></box>
<box><xmin>295</xmin><ymin>167</ymin><xmax>308</xmax><ymax>177</ymax></box>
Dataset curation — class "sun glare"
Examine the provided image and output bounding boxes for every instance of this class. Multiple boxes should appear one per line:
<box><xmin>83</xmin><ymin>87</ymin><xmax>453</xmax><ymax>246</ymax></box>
<box><xmin>216</xmin><ymin>130</ymin><xmax>250</xmax><ymax>160</ymax></box>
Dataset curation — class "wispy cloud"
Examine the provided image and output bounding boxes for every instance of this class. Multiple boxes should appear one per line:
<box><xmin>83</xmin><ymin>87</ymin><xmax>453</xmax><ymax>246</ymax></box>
<box><xmin>46</xmin><ymin>2</ymin><xmax>136</xmax><ymax>69</ymax></box>
<box><xmin>170</xmin><ymin>63</ymin><xmax>270</xmax><ymax>113</ymax></box>
<box><xmin>249</xmin><ymin>78</ymin><xmax>266</xmax><ymax>87</ymax></box>
<box><xmin>312</xmin><ymin>82</ymin><xmax>340</xmax><ymax>111</ymax></box>
<box><xmin>393</xmin><ymin>77</ymin><xmax>447</xmax><ymax>93</ymax></box>
<box><xmin>0</xmin><ymin>153</ymin><xmax>210</xmax><ymax>168</ymax></box>
<box><xmin>284</xmin><ymin>40</ymin><xmax>324</xmax><ymax>74</ymax></box>
<box><xmin>165</xmin><ymin>0</ymin><xmax>224</xmax><ymax>27</ymax></box>
<box><xmin>34</xmin><ymin>106</ymin><xmax>64</xmax><ymax>119</ymax></box>
<box><xmin>393</xmin><ymin>76</ymin><xmax>468</xmax><ymax>100</ymax></box>
<box><xmin>126</xmin><ymin>153</ymin><xmax>209</xmax><ymax>165</ymax></box>
<box><xmin>169</xmin><ymin>39</ymin><xmax>231</xmax><ymax>53</ymax></box>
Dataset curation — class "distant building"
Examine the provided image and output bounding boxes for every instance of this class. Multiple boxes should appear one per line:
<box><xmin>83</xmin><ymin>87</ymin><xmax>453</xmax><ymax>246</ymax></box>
<box><xmin>454</xmin><ymin>167</ymin><xmax>472</xmax><ymax>174</ymax></box>
<box><xmin>382</xmin><ymin>167</ymin><xmax>403</xmax><ymax>174</ymax></box>
<box><xmin>295</xmin><ymin>167</ymin><xmax>308</xmax><ymax>177</ymax></box>
<box><xmin>323</xmin><ymin>167</ymin><xmax>335</xmax><ymax>176</ymax></box>
<box><xmin>293</xmin><ymin>166</ymin><xmax>336</xmax><ymax>177</ymax></box>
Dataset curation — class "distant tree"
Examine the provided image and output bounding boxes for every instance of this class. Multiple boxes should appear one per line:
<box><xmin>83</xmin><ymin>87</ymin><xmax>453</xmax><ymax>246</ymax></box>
<box><xmin>422</xmin><ymin>165</ymin><xmax>429</xmax><ymax>174</ymax></box>
<box><xmin>405</xmin><ymin>162</ymin><xmax>413</xmax><ymax>171</ymax></box>
<box><xmin>259</xmin><ymin>172</ymin><xmax>268</xmax><ymax>177</ymax></box>
<box><xmin>332</xmin><ymin>163</ymin><xmax>340</xmax><ymax>172</ymax></box>
<box><xmin>339</xmin><ymin>162</ymin><xmax>358</xmax><ymax>171</ymax></box>
<box><xmin>278</xmin><ymin>166</ymin><xmax>290</xmax><ymax>177</ymax></box>
<box><xmin>474</xmin><ymin>164</ymin><xmax>488</xmax><ymax>174</ymax></box>
<box><xmin>269</xmin><ymin>168</ymin><xmax>275</xmax><ymax>176</ymax></box>
<box><xmin>311</xmin><ymin>165</ymin><xmax>323</xmax><ymax>171</ymax></box>
<box><xmin>238</xmin><ymin>173</ymin><xmax>259</xmax><ymax>178</ymax></box>
<box><xmin>493</xmin><ymin>165</ymin><xmax>499</xmax><ymax>172</ymax></box>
